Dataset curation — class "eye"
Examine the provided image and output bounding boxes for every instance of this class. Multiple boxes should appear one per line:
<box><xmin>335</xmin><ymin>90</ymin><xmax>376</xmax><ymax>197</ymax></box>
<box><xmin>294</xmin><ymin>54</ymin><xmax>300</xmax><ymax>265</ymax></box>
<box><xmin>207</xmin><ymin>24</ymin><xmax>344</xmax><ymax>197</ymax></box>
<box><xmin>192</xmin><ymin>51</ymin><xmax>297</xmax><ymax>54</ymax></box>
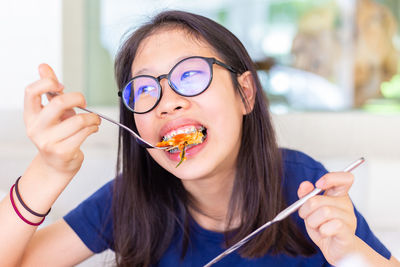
<box><xmin>137</xmin><ymin>85</ymin><xmax>157</xmax><ymax>96</ymax></box>
<box><xmin>180</xmin><ymin>70</ymin><xmax>203</xmax><ymax>81</ymax></box>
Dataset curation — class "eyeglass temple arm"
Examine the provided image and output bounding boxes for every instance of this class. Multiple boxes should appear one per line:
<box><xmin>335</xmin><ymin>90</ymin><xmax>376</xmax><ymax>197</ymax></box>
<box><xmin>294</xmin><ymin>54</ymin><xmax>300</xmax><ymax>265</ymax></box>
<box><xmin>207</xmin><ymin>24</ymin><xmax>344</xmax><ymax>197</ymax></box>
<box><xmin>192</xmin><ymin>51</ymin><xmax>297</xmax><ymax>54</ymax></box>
<box><xmin>213</xmin><ymin>59</ymin><xmax>238</xmax><ymax>74</ymax></box>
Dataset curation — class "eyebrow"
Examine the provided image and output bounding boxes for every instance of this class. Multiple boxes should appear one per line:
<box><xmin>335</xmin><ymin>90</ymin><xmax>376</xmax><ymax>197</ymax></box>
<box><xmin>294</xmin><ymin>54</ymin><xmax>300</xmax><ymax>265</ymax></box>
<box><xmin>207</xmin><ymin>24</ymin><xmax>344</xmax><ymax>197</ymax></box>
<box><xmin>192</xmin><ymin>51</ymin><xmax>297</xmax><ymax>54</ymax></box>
<box><xmin>131</xmin><ymin>54</ymin><xmax>196</xmax><ymax>77</ymax></box>
<box><xmin>132</xmin><ymin>68</ymin><xmax>151</xmax><ymax>77</ymax></box>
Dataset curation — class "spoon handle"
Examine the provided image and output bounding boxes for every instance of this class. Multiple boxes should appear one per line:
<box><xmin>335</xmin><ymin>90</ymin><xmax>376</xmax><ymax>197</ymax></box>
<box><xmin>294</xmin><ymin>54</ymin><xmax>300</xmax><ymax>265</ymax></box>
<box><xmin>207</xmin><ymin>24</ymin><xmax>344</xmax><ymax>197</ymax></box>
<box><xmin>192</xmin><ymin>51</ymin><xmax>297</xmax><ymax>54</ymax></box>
<box><xmin>76</xmin><ymin>107</ymin><xmax>155</xmax><ymax>149</ymax></box>
<box><xmin>46</xmin><ymin>92</ymin><xmax>164</xmax><ymax>149</ymax></box>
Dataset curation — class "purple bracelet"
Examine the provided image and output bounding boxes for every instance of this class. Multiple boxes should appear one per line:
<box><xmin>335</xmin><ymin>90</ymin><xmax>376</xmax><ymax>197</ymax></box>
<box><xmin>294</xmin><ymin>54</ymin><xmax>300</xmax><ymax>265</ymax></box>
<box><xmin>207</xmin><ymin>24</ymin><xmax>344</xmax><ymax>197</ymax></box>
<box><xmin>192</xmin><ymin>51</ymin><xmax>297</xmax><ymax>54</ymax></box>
<box><xmin>9</xmin><ymin>184</ymin><xmax>45</xmax><ymax>226</ymax></box>
<box><xmin>15</xmin><ymin>177</ymin><xmax>51</xmax><ymax>217</ymax></box>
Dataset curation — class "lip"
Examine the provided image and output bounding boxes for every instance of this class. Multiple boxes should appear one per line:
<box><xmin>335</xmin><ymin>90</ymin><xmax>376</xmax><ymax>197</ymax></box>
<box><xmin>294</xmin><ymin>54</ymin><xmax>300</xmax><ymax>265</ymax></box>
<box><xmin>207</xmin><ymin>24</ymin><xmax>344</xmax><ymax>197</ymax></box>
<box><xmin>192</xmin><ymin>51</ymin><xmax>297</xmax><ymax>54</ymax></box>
<box><xmin>158</xmin><ymin>118</ymin><xmax>206</xmax><ymax>140</ymax></box>
<box><xmin>165</xmin><ymin>134</ymin><xmax>208</xmax><ymax>162</ymax></box>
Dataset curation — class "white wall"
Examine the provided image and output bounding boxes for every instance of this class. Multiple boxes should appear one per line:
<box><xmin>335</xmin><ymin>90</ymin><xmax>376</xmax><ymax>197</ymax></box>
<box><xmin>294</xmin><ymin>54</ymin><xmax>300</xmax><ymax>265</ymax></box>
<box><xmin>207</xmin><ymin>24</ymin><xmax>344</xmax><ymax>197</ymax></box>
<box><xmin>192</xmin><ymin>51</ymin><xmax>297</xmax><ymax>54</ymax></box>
<box><xmin>0</xmin><ymin>0</ymin><xmax>62</xmax><ymax>110</ymax></box>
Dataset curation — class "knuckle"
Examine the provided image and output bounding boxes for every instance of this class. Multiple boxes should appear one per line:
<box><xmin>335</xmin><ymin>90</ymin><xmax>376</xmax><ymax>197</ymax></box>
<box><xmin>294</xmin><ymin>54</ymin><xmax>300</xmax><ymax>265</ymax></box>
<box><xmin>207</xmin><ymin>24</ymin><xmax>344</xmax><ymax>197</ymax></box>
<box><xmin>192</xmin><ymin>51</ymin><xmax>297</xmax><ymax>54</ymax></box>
<box><xmin>87</xmin><ymin>125</ymin><xmax>98</xmax><ymax>135</ymax></box>
<box><xmin>321</xmin><ymin>206</ymin><xmax>331</xmax><ymax>218</ymax></box>
<box><xmin>308</xmin><ymin>198</ymin><xmax>318</xmax><ymax>210</ymax></box>
<box><xmin>73</xmin><ymin>92</ymin><xmax>86</xmax><ymax>105</ymax></box>
<box><xmin>307</xmin><ymin>218</ymin><xmax>317</xmax><ymax>228</ymax></box>
<box><xmin>53</xmin><ymin>95</ymin><xmax>65</xmax><ymax>106</ymax></box>
<box><xmin>53</xmin><ymin>147</ymin><xmax>69</xmax><ymax>160</ymax></box>
<box><xmin>319</xmin><ymin>227</ymin><xmax>327</xmax><ymax>236</ymax></box>
<box><xmin>44</xmin><ymin>77</ymin><xmax>58</xmax><ymax>88</ymax></box>
<box><xmin>90</xmin><ymin>113</ymin><xmax>100</xmax><ymax>123</ymax></box>
<box><xmin>24</xmin><ymin>84</ymin><xmax>33</xmax><ymax>96</ymax></box>
<box><xmin>320</xmin><ymin>225</ymin><xmax>331</xmax><ymax>236</ymax></box>
<box><xmin>75</xmin><ymin>114</ymin><xmax>87</xmax><ymax>127</ymax></box>
<box><xmin>26</xmin><ymin>127</ymin><xmax>35</xmax><ymax>139</ymax></box>
<box><xmin>38</xmin><ymin>140</ymin><xmax>51</xmax><ymax>153</ymax></box>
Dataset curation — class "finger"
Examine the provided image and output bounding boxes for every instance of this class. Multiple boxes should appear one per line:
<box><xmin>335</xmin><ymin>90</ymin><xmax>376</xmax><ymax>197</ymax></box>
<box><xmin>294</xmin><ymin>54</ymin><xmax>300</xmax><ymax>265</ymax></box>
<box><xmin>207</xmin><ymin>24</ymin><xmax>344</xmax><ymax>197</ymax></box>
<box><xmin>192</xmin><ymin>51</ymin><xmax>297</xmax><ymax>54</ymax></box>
<box><xmin>297</xmin><ymin>181</ymin><xmax>315</xmax><ymax>198</ymax></box>
<box><xmin>299</xmin><ymin>195</ymin><xmax>348</xmax><ymax>219</ymax></box>
<box><xmin>24</xmin><ymin>78</ymin><xmax>64</xmax><ymax>123</ymax></box>
<box><xmin>56</xmin><ymin>125</ymin><xmax>100</xmax><ymax>153</ymax></box>
<box><xmin>304</xmin><ymin>204</ymin><xmax>352</xmax><ymax>230</ymax></box>
<box><xmin>315</xmin><ymin>172</ymin><xmax>354</xmax><ymax>197</ymax></box>
<box><xmin>46</xmin><ymin>113</ymin><xmax>101</xmax><ymax>142</ymax></box>
<box><xmin>39</xmin><ymin>63</ymin><xmax>59</xmax><ymax>82</ymax></box>
<box><xmin>38</xmin><ymin>92</ymin><xmax>87</xmax><ymax>128</ymax></box>
<box><xmin>318</xmin><ymin>219</ymin><xmax>350</xmax><ymax>238</ymax></box>
<box><xmin>60</xmin><ymin>109</ymin><xmax>77</xmax><ymax>121</ymax></box>
<box><xmin>39</xmin><ymin>64</ymin><xmax>65</xmax><ymax>102</ymax></box>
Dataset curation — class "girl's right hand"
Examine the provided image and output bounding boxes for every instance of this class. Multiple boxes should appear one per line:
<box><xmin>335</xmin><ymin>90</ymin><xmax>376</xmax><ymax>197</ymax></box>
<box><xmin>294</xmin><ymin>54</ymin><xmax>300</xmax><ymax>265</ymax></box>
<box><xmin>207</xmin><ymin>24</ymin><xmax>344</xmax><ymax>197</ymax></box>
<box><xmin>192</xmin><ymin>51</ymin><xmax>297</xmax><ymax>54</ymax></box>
<box><xmin>24</xmin><ymin>64</ymin><xmax>101</xmax><ymax>180</ymax></box>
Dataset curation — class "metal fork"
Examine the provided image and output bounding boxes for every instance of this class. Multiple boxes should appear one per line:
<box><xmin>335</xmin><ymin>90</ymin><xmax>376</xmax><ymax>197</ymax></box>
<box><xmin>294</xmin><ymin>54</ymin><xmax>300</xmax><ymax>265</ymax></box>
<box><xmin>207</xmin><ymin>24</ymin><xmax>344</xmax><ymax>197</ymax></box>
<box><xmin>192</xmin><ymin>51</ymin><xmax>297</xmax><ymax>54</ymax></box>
<box><xmin>47</xmin><ymin>92</ymin><xmax>172</xmax><ymax>150</ymax></box>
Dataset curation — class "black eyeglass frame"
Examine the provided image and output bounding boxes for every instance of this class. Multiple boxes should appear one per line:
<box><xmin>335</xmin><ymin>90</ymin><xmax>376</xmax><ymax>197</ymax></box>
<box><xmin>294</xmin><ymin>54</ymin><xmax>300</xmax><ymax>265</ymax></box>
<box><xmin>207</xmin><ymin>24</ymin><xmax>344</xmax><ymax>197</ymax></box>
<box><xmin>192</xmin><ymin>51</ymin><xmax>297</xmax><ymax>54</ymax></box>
<box><xmin>117</xmin><ymin>56</ymin><xmax>238</xmax><ymax>114</ymax></box>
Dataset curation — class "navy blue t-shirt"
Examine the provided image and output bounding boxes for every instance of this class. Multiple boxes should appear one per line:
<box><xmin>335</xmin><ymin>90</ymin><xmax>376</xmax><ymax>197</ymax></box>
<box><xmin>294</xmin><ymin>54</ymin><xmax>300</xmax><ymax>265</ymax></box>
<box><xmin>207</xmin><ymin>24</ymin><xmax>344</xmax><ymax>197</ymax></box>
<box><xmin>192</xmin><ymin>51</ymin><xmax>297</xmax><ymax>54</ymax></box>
<box><xmin>64</xmin><ymin>149</ymin><xmax>391</xmax><ymax>266</ymax></box>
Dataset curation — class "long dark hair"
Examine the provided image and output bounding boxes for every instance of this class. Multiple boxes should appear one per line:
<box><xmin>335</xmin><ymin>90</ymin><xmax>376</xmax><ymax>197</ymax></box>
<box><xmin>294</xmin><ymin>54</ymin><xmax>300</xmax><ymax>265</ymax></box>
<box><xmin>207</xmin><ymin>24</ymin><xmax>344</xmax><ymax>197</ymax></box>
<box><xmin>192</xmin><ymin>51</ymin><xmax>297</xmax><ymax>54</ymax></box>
<box><xmin>113</xmin><ymin>10</ymin><xmax>316</xmax><ymax>267</ymax></box>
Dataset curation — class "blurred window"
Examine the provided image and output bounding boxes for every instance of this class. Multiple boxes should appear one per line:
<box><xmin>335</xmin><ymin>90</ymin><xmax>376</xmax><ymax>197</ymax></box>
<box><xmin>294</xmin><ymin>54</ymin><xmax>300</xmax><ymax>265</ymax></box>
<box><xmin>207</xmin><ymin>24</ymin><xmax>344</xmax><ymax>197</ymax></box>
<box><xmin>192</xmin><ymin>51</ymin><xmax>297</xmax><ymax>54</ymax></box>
<box><xmin>77</xmin><ymin>0</ymin><xmax>400</xmax><ymax>113</ymax></box>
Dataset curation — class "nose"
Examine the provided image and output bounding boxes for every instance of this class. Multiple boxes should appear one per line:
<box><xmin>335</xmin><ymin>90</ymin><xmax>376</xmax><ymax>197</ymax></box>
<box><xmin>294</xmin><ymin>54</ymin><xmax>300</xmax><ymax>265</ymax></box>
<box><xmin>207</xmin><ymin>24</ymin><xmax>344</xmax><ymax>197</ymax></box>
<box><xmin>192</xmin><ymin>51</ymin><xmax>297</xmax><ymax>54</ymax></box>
<box><xmin>155</xmin><ymin>77</ymin><xmax>190</xmax><ymax>117</ymax></box>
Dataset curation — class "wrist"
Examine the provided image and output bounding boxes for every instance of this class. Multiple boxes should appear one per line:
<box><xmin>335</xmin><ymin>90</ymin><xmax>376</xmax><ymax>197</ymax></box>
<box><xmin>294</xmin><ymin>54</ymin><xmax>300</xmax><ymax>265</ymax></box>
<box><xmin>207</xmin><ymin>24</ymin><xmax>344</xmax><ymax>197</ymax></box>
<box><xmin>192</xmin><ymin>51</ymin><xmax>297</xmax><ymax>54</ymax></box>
<box><xmin>29</xmin><ymin>153</ymin><xmax>78</xmax><ymax>186</ymax></box>
<box><xmin>16</xmin><ymin>154</ymin><xmax>77</xmax><ymax>217</ymax></box>
<box><xmin>350</xmin><ymin>236</ymin><xmax>391</xmax><ymax>266</ymax></box>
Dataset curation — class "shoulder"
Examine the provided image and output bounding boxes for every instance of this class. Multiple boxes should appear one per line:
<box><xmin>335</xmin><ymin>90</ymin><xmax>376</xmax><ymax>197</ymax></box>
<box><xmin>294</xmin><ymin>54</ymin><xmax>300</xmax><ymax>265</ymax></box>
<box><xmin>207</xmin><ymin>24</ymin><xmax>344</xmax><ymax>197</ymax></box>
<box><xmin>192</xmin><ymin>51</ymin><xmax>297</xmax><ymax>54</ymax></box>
<box><xmin>84</xmin><ymin>180</ymin><xmax>114</xmax><ymax>203</ymax></box>
<box><xmin>65</xmin><ymin>179</ymin><xmax>114</xmax><ymax>223</ymax></box>
<box><xmin>281</xmin><ymin>148</ymin><xmax>326</xmax><ymax>174</ymax></box>
<box><xmin>280</xmin><ymin>148</ymin><xmax>328</xmax><ymax>203</ymax></box>
<box><xmin>63</xmin><ymin>180</ymin><xmax>114</xmax><ymax>253</ymax></box>
<box><xmin>281</xmin><ymin>148</ymin><xmax>327</xmax><ymax>180</ymax></box>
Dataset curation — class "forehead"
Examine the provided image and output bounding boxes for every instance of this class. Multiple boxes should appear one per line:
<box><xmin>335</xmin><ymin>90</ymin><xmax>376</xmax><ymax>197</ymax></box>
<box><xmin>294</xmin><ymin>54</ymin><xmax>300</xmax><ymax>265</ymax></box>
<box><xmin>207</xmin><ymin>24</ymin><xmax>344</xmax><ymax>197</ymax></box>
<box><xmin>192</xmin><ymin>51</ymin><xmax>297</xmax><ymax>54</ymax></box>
<box><xmin>131</xmin><ymin>28</ymin><xmax>218</xmax><ymax>76</ymax></box>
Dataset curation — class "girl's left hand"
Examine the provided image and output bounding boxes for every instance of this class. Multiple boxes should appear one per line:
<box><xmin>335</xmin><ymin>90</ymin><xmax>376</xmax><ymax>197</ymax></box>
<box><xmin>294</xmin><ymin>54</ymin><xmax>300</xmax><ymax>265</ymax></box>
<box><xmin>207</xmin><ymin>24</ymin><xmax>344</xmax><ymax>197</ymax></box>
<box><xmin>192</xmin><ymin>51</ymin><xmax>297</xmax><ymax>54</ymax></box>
<box><xmin>298</xmin><ymin>172</ymin><xmax>357</xmax><ymax>265</ymax></box>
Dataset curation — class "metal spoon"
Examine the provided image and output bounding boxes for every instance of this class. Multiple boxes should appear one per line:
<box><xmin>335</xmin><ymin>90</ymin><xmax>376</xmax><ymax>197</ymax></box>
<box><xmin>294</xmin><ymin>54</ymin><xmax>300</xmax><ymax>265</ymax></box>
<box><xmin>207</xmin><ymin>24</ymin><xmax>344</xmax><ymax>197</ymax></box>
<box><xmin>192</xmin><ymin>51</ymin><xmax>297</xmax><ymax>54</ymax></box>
<box><xmin>46</xmin><ymin>92</ymin><xmax>172</xmax><ymax>150</ymax></box>
<box><xmin>203</xmin><ymin>157</ymin><xmax>366</xmax><ymax>266</ymax></box>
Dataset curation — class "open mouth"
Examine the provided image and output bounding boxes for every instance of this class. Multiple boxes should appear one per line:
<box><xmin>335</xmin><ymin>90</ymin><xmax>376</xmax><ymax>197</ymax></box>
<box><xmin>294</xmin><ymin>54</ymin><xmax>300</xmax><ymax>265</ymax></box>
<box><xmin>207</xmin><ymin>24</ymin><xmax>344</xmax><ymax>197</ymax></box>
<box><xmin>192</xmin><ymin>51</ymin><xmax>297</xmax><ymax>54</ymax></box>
<box><xmin>160</xmin><ymin>125</ymin><xmax>208</xmax><ymax>154</ymax></box>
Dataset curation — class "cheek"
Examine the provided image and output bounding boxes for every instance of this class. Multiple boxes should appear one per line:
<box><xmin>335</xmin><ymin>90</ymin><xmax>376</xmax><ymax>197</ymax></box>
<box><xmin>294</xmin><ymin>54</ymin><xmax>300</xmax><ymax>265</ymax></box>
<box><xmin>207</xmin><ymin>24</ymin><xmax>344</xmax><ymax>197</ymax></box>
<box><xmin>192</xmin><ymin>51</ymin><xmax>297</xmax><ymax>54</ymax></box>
<box><xmin>201</xmin><ymin>89</ymin><xmax>244</xmax><ymax>138</ymax></box>
<box><xmin>134</xmin><ymin>114</ymin><xmax>154</xmax><ymax>140</ymax></box>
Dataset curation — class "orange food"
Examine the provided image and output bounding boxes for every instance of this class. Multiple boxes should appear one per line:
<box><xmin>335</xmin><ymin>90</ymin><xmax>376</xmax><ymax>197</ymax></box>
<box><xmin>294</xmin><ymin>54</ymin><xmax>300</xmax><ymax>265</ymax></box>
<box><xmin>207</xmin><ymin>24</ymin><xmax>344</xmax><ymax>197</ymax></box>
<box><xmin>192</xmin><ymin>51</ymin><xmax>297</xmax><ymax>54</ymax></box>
<box><xmin>156</xmin><ymin>130</ymin><xmax>204</xmax><ymax>167</ymax></box>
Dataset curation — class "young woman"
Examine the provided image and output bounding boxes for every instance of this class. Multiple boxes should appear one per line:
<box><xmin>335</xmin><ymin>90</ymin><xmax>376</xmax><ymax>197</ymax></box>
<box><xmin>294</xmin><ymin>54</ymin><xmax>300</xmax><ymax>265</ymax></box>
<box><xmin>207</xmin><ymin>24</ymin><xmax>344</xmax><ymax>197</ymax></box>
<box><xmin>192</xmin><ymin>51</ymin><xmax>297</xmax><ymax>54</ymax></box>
<box><xmin>0</xmin><ymin>10</ymin><xmax>398</xmax><ymax>267</ymax></box>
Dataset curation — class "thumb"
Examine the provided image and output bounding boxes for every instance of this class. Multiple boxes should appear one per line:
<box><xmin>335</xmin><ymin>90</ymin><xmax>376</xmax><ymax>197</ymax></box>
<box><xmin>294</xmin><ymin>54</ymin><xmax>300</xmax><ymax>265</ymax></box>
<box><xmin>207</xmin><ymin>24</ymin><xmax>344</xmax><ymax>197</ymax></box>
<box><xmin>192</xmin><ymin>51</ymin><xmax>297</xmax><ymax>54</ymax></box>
<box><xmin>297</xmin><ymin>181</ymin><xmax>315</xmax><ymax>198</ymax></box>
<box><xmin>38</xmin><ymin>63</ymin><xmax>59</xmax><ymax>82</ymax></box>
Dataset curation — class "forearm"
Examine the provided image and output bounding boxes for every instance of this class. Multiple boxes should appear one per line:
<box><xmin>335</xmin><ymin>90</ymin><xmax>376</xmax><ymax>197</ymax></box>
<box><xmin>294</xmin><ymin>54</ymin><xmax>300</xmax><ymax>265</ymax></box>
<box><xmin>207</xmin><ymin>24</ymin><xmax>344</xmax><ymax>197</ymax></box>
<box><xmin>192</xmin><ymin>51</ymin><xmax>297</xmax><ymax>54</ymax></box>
<box><xmin>0</xmin><ymin>154</ymin><xmax>73</xmax><ymax>266</ymax></box>
<box><xmin>354</xmin><ymin>236</ymin><xmax>400</xmax><ymax>267</ymax></box>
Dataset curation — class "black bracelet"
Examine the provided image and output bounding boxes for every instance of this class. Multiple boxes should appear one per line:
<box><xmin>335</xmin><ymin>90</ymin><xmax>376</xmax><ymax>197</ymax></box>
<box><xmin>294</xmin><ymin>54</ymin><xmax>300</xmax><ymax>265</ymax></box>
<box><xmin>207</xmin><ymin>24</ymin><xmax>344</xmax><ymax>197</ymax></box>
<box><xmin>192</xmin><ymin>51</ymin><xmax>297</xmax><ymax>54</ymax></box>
<box><xmin>14</xmin><ymin>177</ymin><xmax>51</xmax><ymax>217</ymax></box>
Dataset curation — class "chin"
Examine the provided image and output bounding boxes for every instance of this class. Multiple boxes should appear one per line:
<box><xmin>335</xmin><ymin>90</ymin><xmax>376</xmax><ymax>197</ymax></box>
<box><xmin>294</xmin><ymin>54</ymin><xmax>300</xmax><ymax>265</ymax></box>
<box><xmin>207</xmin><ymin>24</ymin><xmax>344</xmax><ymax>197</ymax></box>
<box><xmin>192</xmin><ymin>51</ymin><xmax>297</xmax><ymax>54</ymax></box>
<box><xmin>148</xmin><ymin>152</ymin><xmax>216</xmax><ymax>182</ymax></box>
<box><xmin>165</xmin><ymin>159</ymin><xmax>213</xmax><ymax>181</ymax></box>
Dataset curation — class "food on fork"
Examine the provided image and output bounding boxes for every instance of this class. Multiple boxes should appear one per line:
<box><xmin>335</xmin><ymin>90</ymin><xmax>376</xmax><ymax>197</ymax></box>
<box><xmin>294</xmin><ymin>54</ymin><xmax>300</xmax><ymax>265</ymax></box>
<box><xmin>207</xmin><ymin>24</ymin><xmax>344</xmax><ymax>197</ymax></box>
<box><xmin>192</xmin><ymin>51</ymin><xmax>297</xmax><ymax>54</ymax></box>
<box><xmin>156</xmin><ymin>128</ymin><xmax>205</xmax><ymax>167</ymax></box>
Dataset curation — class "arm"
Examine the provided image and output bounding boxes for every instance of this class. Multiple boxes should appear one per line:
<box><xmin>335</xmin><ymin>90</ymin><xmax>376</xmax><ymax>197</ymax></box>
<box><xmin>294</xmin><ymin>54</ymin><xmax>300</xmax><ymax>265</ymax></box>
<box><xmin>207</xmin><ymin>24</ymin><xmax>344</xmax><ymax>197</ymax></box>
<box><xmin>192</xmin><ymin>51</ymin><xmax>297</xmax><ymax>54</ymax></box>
<box><xmin>21</xmin><ymin>219</ymin><xmax>94</xmax><ymax>266</ymax></box>
<box><xmin>0</xmin><ymin>64</ymin><xmax>100</xmax><ymax>266</ymax></box>
<box><xmin>354</xmin><ymin>237</ymin><xmax>400</xmax><ymax>266</ymax></box>
<box><xmin>298</xmin><ymin>172</ymin><xmax>400</xmax><ymax>266</ymax></box>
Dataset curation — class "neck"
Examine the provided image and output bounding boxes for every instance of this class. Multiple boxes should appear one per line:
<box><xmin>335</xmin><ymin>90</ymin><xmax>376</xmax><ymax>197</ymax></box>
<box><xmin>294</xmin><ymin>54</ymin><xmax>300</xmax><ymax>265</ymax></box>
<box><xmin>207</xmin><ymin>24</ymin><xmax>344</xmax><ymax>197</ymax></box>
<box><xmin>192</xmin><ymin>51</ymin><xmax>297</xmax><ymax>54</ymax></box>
<box><xmin>181</xmin><ymin>168</ymin><xmax>239</xmax><ymax>232</ymax></box>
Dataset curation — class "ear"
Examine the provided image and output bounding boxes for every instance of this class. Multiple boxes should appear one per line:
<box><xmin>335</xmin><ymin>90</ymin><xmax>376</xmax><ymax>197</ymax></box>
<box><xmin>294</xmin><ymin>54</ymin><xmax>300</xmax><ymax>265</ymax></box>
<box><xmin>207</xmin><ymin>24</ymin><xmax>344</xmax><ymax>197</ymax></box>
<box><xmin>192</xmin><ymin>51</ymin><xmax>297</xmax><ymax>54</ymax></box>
<box><xmin>237</xmin><ymin>71</ymin><xmax>256</xmax><ymax>115</ymax></box>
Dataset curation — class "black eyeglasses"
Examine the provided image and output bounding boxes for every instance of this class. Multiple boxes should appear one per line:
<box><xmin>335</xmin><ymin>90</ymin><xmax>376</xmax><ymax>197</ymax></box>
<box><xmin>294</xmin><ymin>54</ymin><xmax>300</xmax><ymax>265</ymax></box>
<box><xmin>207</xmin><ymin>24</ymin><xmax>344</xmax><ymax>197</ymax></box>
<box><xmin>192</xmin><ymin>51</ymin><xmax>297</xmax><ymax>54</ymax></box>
<box><xmin>118</xmin><ymin>56</ymin><xmax>237</xmax><ymax>114</ymax></box>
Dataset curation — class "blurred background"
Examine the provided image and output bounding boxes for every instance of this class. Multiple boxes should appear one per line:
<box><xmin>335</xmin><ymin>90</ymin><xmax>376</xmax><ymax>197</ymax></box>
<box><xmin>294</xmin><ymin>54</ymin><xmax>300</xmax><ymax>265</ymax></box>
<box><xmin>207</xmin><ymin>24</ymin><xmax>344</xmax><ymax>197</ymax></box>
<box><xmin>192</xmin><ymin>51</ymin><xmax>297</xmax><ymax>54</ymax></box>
<box><xmin>0</xmin><ymin>0</ymin><xmax>399</xmax><ymax>265</ymax></box>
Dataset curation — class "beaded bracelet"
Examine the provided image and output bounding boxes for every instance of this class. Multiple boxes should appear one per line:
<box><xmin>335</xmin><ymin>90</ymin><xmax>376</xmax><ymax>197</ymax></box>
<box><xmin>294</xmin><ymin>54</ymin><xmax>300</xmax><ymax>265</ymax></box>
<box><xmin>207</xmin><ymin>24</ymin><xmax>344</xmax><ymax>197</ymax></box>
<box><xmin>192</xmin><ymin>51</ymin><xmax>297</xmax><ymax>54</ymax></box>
<box><xmin>9</xmin><ymin>184</ymin><xmax>45</xmax><ymax>226</ymax></box>
<box><xmin>15</xmin><ymin>177</ymin><xmax>51</xmax><ymax>217</ymax></box>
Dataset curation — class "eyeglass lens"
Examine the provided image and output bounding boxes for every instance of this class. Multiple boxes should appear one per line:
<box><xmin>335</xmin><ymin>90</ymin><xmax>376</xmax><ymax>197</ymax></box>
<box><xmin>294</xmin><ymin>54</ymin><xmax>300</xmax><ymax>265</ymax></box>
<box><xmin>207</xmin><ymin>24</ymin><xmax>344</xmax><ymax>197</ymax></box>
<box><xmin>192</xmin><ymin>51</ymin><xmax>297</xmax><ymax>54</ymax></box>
<box><xmin>122</xmin><ymin>57</ymin><xmax>212</xmax><ymax>113</ymax></box>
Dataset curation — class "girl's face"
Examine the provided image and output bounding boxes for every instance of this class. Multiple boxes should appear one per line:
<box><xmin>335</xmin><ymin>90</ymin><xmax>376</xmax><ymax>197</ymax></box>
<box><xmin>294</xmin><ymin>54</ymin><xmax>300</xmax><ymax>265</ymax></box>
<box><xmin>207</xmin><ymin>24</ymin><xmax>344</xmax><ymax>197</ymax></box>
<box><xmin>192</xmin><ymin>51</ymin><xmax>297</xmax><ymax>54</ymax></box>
<box><xmin>132</xmin><ymin>28</ymin><xmax>247</xmax><ymax>181</ymax></box>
